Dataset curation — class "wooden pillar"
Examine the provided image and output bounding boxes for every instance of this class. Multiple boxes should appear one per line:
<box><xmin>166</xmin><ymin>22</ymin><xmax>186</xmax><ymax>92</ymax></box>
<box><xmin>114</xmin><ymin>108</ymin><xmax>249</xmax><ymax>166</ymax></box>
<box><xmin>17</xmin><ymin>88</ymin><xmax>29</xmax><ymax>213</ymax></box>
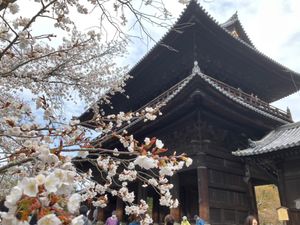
<box><xmin>277</xmin><ymin>166</ymin><xmax>292</xmax><ymax>225</ymax></box>
<box><xmin>116</xmin><ymin>197</ymin><xmax>124</xmax><ymax>221</ymax></box>
<box><xmin>197</xmin><ymin>166</ymin><xmax>209</xmax><ymax>221</ymax></box>
<box><xmin>248</xmin><ymin>180</ymin><xmax>258</xmax><ymax>215</ymax></box>
<box><xmin>245</xmin><ymin>164</ymin><xmax>257</xmax><ymax>215</ymax></box>
<box><xmin>277</xmin><ymin>166</ymin><xmax>287</xmax><ymax>207</ymax></box>
<box><xmin>170</xmin><ymin>174</ymin><xmax>181</xmax><ymax>222</ymax></box>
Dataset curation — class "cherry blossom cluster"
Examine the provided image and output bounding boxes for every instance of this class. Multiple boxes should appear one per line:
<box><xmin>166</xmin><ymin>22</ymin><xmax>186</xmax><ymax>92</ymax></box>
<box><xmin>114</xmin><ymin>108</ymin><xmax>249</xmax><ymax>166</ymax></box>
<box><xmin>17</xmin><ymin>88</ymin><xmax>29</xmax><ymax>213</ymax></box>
<box><xmin>0</xmin><ymin>159</ymin><xmax>103</xmax><ymax>225</ymax></box>
<box><xmin>0</xmin><ymin>0</ymin><xmax>191</xmax><ymax>224</ymax></box>
<box><xmin>0</xmin><ymin>0</ymin><xmax>184</xmax><ymax>106</ymax></box>
<box><xmin>0</xmin><ymin>94</ymin><xmax>193</xmax><ymax>225</ymax></box>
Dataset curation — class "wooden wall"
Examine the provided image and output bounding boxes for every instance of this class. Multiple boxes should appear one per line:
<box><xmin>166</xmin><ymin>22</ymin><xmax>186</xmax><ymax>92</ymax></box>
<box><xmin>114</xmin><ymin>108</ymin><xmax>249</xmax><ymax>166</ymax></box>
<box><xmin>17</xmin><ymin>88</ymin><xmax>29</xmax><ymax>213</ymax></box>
<box><xmin>150</xmin><ymin>109</ymin><xmax>264</xmax><ymax>225</ymax></box>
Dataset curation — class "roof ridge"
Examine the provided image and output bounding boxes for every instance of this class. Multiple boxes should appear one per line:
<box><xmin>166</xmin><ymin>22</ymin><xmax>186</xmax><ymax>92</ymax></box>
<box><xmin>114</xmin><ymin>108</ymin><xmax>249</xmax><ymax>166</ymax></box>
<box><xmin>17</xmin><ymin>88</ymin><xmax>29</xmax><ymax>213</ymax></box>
<box><xmin>276</xmin><ymin>120</ymin><xmax>300</xmax><ymax>131</ymax></box>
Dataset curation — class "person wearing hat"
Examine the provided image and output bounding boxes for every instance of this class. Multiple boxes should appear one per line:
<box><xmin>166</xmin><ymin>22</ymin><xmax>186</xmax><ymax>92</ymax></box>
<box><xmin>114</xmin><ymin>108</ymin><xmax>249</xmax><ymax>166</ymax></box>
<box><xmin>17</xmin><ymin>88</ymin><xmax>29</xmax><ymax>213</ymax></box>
<box><xmin>181</xmin><ymin>216</ymin><xmax>191</xmax><ymax>225</ymax></box>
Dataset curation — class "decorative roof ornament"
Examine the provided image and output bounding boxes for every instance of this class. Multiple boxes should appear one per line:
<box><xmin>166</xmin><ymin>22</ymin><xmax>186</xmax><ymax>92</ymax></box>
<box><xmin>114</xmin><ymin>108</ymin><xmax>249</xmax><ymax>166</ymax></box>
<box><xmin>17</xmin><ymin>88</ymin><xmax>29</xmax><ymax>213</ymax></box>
<box><xmin>221</xmin><ymin>11</ymin><xmax>239</xmax><ymax>28</ymax></box>
<box><xmin>248</xmin><ymin>138</ymin><xmax>257</xmax><ymax>148</ymax></box>
<box><xmin>287</xmin><ymin>107</ymin><xmax>292</xmax><ymax>120</ymax></box>
<box><xmin>192</xmin><ymin>61</ymin><xmax>201</xmax><ymax>75</ymax></box>
<box><xmin>221</xmin><ymin>11</ymin><xmax>255</xmax><ymax>47</ymax></box>
<box><xmin>231</xmin><ymin>29</ymin><xmax>239</xmax><ymax>38</ymax></box>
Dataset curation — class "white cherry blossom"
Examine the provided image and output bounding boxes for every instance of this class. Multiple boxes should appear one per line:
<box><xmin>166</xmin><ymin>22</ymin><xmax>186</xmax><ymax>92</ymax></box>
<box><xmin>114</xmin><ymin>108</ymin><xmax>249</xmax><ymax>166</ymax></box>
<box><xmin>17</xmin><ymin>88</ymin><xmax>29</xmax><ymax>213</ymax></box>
<box><xmin>134</xmin><ymin>155</ymin><xmax>158</xmax><ymax>170</ymax></box>
<box><xmin>155</xmin><ymin>139</ymin><xmax>164</xmax><ymax>149</ymax></box>
<box><xmin>44</xmin><ymin>173</ymin><xmax>60</xmax><ymax>193</ymax></box>
<box><xmin>36</xmin><ymin>174</ymin><xmax>46</xmax><ymax>185</ymax></box>
<box><xmin>5</xmin><ymin>186</ymin><xmax>23</xmax><ymax>207</ymax></box>
<box><xmin>159</xmin><ymin>166</ymin><xmax>173</xmax><ymax>176</ymax></box>
<box><xmin>37</xmin><ymin>214</ymin><xmax>62</xmax><ymax>225</ymax></box>
<box><xmin>68</xmin><ymin>193</ymin><xmax>82</xmax><ymax>214</ymax></box>
<box><xmin>144</xmin><ymin>137</ymin><xmax>151</xmax><ymax>145</ymax></box>
<box><xmin>186</xmin><ymin>158</ymin><xmax>193</xmax><ymax>167</ymax></box>
<box><xmin>22</xmin><ymin>177</ymin><xmax>38</xmax><ymax>197</ymax></box>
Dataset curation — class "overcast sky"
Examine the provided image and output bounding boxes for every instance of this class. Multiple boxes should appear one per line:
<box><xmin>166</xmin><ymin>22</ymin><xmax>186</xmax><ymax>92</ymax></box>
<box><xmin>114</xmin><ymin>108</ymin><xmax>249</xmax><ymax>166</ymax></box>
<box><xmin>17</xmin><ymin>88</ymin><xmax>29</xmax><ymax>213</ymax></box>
<box><xmin>124</xmin><ymin>0</ymin><xmax>300</xmax><ymax>122</ymax></box>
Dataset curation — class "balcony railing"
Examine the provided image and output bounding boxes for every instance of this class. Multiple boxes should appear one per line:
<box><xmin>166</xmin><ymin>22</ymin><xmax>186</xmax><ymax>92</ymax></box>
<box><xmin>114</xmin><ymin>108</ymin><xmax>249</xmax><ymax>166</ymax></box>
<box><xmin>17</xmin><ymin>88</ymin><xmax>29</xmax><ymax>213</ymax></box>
<box><xmin>201</xmin><ymin>73</ymin><xmax>292</xmax><ymax>122</ymax></box>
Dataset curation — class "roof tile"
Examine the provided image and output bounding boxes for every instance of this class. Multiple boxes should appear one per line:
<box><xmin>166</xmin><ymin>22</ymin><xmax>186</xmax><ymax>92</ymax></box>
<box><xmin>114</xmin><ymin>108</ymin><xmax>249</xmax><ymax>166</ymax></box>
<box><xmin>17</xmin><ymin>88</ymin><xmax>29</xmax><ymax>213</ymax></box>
<box><xmin>233</xmin><ymin>122</ymin><xmax>300</xmax><ymax>156</ymax></box>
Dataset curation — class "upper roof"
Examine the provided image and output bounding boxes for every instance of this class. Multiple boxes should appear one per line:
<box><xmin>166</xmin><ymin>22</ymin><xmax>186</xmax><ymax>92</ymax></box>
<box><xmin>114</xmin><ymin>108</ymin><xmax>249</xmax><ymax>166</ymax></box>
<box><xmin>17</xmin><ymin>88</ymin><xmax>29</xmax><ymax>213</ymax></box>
<box><xmin>80</xmin><ymin>0</ymin><xmax>300</xmax><ymax>122</ymax></box>
<box><xmin>232</xmin><ymin>121</ymin><xmax>300</xmax><ymax>157</ymax></box>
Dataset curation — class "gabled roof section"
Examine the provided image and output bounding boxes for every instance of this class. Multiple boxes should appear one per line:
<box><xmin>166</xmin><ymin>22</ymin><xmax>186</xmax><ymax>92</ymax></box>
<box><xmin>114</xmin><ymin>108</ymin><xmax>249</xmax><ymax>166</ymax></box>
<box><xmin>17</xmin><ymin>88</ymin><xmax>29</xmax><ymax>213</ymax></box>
<box><xmin>221</xmin><ymin>12</ymin><xmax>254</xmax><ymax>47</ymax></box>
<box><xmin>233</xmin><ymin>122</ymin><xmax>300</xmax><ymax>157</ymax></box>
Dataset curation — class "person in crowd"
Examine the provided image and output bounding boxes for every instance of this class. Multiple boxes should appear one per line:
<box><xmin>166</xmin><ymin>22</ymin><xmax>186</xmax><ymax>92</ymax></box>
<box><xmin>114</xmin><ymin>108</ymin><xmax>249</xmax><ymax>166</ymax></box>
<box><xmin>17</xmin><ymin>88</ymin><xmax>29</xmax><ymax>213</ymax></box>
<box><xmin>105</xmin><ymin>211</ymin><xmax>119</xmax><ymax>225</ymax></box>
<box><xmin>244</xmin><ymin>215</ymin><xmax>258</xmax><ymax>225</ymax></box>
<box><xmin>194</xmin><ymin>215</ymin><xmax>205</xmax><ymax>225</ymax></box>
<box><xmin>80</xmin><ymin>205</ymin><xmax>92</xmax><ymax>225</ymax></box>
<box><xmin>129</xmin><ymin>215</ymin><xmax>140</xmax><ymax>225</ymax></box>
<box><xmin>181</xmin><ymin>216</ymin><xmax>191</xmax><ymax>225</ymax></box>
<box><xmin>92</xmin><ymin>207</ymin><xmax>100</xmax><ymax>225</ymax></box>
<box><xmin>164</xmin><ymin>214</ymin><xmax>175</xmax><ymax>225</ymax></box>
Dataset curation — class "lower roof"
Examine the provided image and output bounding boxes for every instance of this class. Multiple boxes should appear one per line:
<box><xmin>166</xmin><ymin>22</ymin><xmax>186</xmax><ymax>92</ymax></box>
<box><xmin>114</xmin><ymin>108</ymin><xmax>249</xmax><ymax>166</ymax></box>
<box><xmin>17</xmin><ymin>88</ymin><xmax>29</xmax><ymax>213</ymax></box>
<box><xmin>232</xmin><ymin>121</ymin><xmax>300</xmax><ymax>157</ymax></box>
<box><xmin>93</xmin><ymin>61</ymin><xmax>291</xmax><ymax>145</ymax></box>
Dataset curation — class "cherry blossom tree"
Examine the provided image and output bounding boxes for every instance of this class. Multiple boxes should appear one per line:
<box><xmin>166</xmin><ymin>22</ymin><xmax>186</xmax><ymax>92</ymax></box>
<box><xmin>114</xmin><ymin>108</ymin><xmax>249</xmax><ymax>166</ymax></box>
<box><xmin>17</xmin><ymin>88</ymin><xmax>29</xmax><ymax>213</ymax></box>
<box><xmin>0</xmin><ymin>0</ymin><xmax>192</xmax><ymax>224</ymax></box>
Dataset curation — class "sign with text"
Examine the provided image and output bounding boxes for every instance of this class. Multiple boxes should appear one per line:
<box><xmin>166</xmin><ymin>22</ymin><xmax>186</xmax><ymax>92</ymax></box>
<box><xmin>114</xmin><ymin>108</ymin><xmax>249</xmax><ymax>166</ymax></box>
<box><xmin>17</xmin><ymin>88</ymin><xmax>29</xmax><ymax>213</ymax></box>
<box><xmin>277</xmin><ymin>207</ymin><xmax>289</xmax><ymax>221</ymax></box>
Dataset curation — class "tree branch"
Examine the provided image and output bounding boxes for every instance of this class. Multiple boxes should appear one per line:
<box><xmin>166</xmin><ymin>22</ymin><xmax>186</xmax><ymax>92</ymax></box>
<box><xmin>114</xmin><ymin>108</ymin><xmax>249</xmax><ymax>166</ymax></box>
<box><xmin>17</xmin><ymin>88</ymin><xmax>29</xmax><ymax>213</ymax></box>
<box><xmin>0</xmin><ymin>157</ymin><xmax>34</xmax><ymax>174</ymax></box>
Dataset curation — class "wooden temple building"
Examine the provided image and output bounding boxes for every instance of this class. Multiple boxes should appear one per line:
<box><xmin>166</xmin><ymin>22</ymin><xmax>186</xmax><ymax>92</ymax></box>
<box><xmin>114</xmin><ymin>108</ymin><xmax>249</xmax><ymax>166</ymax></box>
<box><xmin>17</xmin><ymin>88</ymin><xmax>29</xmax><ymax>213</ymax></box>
<box><xmin>79</xmin><ymin>1</ymin><xmax>300</xmax><ymax>224</ymax></box>
<box><xmin>233</xmin><ymin>122</ymin><xmax>300</xmax><ymax>225</ymax></box>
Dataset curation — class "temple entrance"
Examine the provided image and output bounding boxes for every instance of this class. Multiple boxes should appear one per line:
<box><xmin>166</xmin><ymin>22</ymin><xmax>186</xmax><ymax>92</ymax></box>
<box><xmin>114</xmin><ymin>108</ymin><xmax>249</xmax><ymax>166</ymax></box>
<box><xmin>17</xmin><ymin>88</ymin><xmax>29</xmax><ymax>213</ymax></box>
<box><xmin>179</xmin><ymin>170</ymin><xmax>199</xmax><ymax>221</ymax></box>
<box><xmin>254</xmin><ymin>184</ymin><xmax>281</xmax><ymax>225</ymax></box>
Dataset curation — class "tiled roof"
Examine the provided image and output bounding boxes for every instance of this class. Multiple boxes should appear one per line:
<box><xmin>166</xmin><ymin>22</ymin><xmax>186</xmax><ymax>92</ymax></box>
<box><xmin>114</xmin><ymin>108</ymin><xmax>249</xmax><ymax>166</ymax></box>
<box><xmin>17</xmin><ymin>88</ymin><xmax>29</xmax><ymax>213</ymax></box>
<box><xmin>233</xmin><ymin>122</ymin><xmax>300</xmax><ymax>157</ymax></box>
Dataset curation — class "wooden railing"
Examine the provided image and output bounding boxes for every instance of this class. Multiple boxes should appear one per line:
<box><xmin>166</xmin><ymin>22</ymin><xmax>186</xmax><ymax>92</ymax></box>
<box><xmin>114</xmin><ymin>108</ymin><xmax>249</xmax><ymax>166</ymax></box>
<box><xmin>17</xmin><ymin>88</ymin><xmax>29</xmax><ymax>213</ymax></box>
<box><xmin>201</xmin><ymin>73</ymin><xmax>292</xmax><ymax>122</ymax></box>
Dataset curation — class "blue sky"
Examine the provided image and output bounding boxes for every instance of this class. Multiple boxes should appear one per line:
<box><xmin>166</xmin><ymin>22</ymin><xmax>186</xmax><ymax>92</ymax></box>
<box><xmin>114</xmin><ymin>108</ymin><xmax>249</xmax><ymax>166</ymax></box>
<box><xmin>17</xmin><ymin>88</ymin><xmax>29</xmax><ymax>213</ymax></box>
<box><xmin>123</xmin><ymin>0</ymin><xmax>300</xmax><ymax>122</ymax></box>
